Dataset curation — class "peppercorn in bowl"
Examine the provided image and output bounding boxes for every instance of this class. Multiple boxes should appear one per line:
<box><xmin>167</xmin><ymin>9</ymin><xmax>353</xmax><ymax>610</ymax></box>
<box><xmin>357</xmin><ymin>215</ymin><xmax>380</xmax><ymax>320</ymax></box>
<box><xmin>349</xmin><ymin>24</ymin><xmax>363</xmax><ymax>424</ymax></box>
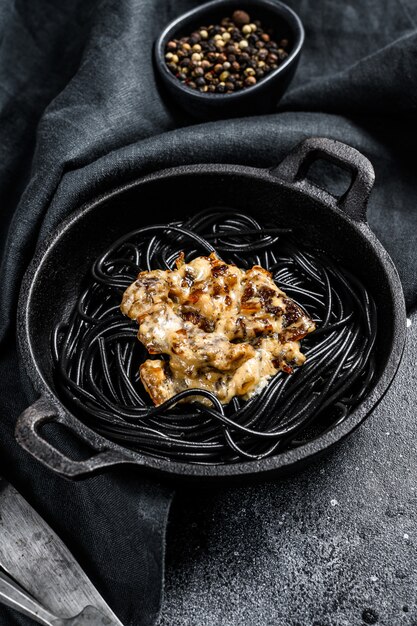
<box><xmin>154</xmin><ymin>0</ymin><xmax>304</xmax><ymax>119</ymax></box>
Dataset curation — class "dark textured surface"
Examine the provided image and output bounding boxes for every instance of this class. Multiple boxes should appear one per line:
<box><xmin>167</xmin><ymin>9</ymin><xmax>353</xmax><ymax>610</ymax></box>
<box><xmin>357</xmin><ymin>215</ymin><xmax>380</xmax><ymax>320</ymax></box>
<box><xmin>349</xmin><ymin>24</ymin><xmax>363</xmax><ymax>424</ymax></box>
<box><xmin>160</xmin><ymin>312</ymin><xmax>416</xmax><ymax>626</ymax></box>
<box><xmin>1</xmin><ymin>0</ymin><xmax>417</xmax><ymax>624</ymax></box>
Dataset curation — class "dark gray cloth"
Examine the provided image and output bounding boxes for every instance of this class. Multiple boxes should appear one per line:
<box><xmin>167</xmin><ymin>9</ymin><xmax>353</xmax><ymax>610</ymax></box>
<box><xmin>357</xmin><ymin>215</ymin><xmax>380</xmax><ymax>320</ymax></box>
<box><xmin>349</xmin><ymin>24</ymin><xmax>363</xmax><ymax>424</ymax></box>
<box><xmin>0</xmin><ymin>0</ymin><xmax>416</xmax><ymax>624</ymax></box>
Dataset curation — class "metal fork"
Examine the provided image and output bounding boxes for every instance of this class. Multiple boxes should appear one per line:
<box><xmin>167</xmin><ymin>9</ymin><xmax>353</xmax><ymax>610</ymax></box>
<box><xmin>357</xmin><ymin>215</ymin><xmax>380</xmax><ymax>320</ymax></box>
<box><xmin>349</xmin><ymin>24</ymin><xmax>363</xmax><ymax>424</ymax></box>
<box><xmin>0</xmin><ymin>570</ymin><xmax>111</xmax><ymax>625</ymax></box>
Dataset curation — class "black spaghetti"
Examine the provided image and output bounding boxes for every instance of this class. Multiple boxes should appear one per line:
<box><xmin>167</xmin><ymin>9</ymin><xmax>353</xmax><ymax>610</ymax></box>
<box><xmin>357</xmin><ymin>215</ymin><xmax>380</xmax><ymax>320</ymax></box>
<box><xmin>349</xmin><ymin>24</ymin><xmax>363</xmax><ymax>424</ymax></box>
<box><xmin>52</xmin><ymin>209</ymin><xmax>377</xmax><ymax>463</ymax></box>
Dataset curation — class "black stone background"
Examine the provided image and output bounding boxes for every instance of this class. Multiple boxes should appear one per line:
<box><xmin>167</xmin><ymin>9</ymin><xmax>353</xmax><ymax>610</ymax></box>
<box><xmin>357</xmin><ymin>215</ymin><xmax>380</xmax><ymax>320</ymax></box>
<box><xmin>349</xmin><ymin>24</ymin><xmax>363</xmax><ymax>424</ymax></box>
<box><xmin>159</xmin><ymin>312</ymin><xmax>417</xmax><ymax>626</ymax></box>
<box><xmin>1</xmin><ymin>0</ymin><xmax>417</xmax><ymax>625</ymax></box>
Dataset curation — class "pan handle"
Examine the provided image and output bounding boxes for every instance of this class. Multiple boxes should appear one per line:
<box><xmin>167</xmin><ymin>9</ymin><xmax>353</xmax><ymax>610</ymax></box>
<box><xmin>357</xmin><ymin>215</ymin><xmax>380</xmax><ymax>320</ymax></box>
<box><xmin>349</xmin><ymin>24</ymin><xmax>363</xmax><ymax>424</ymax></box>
<box><xmin>270</xmin><ymin>137</ymin><xmax>375</xmax><ymax>222</ymax></box>
<box><xmin>15</xmin><ymin>398</ymin><xmax>135</xmax><ymax>478</ymax></box>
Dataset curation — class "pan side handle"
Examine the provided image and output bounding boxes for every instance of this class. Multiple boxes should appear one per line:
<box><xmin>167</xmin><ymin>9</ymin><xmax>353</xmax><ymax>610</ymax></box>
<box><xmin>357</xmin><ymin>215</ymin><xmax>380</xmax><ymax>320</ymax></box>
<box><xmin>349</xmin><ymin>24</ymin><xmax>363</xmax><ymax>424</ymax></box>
<box><xmin>15</xmin><ymin>398</ymin><xmax>135</xmax><ymax>478</ymax></box>
<box><xmin>270</xmin><ymin>137</ymin><xmax>375</xmax><ymax>222</ymax></box>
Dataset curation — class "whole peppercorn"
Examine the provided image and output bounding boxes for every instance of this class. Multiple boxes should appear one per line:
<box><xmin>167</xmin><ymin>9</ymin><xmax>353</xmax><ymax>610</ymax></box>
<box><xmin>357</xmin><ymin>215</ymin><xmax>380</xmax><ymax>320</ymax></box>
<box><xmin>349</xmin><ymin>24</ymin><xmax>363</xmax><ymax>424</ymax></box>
<box><xmin>244</xmin><ymin>75</ymin><xmax>257</xmax><ymax>86</ymax></box>
<box><xmin>232</xmin><ymin>10</ymin><xmax>250</xmax><ymax>26</ymax></box>
<box><xmin>164</xmin><ymin>10</ymin><xmax>290</xmax><ymax>94</ymax></box>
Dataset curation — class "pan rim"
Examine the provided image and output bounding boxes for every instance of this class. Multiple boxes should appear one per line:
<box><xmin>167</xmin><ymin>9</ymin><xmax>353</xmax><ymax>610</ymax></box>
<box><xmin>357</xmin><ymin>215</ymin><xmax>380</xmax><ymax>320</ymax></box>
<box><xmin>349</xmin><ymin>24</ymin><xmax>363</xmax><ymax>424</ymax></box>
<box><xmin>17</xmin><ymin>162</ymin><xmax>407</xmax><ymax>478</ymax></box>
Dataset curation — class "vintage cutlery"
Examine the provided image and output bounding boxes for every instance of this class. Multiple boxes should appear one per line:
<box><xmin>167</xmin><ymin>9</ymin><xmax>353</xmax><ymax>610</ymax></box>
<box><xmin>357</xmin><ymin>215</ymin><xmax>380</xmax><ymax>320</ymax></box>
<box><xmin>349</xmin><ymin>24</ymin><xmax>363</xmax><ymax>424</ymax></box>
<box><xmin>0</xmin><ymin>478</ymin><xmax>124</xmax><ymax>625</ymax></box>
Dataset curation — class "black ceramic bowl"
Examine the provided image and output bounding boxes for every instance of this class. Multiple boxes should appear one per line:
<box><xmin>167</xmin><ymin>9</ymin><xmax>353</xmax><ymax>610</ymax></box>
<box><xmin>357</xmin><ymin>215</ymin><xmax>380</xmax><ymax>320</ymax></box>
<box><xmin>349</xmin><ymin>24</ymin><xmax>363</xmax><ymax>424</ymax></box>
<box><xmin>15</xmin><ymin>138</ymin><xmax>406</xmax><ymax>482</ymax></box>
<box><xmin>154</xmin><ymin>0</ymin><xmax>304</xmax><ymax>119</ymax></box>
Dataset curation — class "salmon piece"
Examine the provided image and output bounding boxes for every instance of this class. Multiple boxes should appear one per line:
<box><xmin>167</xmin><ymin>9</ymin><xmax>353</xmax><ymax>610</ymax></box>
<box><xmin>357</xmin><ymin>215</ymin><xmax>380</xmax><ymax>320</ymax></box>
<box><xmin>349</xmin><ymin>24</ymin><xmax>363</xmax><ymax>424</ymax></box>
<box><xmin>121</xmin><ymin>253</ymin><xmax>315</xmax><ymax>406</ymax></box>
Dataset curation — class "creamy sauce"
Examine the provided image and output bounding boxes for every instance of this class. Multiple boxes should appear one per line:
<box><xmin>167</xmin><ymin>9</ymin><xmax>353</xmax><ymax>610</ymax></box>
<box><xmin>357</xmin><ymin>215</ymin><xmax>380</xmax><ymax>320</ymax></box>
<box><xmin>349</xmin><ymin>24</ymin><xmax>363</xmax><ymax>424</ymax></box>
<box><xmin>121</xmin><ymin>253</ymin><xmax>316</xmax><ymax>406</ymax></box>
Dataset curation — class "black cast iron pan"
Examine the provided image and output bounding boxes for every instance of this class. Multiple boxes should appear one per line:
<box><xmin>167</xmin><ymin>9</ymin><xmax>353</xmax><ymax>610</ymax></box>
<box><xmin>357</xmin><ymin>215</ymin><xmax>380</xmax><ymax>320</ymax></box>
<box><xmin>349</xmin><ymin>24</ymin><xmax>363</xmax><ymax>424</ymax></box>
<box><xmin>15</xmin><ymin>138</ymin><xmax>406</xmax><ymax>481</ymax></box>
